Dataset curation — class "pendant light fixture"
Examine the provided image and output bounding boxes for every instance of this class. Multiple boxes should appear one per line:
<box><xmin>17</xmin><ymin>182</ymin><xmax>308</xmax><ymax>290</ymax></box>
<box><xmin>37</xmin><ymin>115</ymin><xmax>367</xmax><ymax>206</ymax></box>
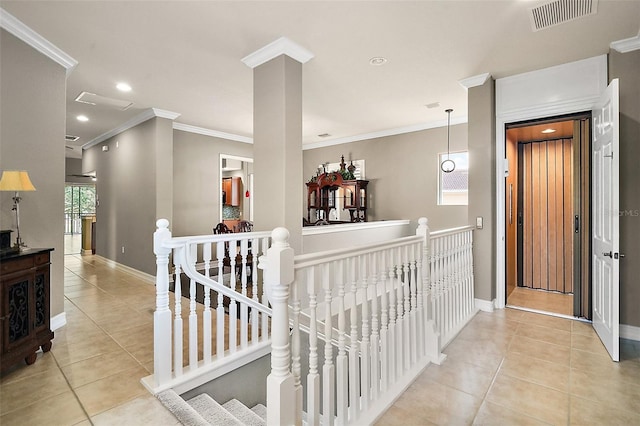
<box><xmin>440</xmin><ymin>108</ymin><xmax>456</xmax><ymax>173</ymax></box>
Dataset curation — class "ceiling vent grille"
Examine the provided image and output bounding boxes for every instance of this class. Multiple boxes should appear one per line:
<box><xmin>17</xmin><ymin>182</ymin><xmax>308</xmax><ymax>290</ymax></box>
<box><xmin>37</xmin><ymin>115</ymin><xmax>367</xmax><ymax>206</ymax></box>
<box><xmin>65</xmin><ymin>135</ymin><xmax>80</xmax><ymax>142</ymax></box>
<box><xmin>529</xmin><ymin>0</ymin><xmax>598</xmax><ymax>32</ymax></box>
<box><xmin>74</xmin><ymin>91</ymin><xmax>133</xmax><ymax>110</ymax></box>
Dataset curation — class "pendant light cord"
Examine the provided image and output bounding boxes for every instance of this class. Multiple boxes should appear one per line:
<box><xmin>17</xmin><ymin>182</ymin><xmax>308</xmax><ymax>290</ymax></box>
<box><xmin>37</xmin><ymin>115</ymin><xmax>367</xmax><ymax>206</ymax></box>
<box><xmin>446</xmin><ymin>108</ymin><xmax>452</xmax><ymax>159</ymax></box>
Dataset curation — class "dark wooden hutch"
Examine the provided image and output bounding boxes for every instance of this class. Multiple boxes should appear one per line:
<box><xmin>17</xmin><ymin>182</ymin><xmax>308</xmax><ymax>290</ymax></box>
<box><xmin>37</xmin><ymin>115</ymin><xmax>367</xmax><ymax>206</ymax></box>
<box><xmin>306</xmin><ymin>157</ymin><xmax>369</xmax><ymax>224</ymax></box>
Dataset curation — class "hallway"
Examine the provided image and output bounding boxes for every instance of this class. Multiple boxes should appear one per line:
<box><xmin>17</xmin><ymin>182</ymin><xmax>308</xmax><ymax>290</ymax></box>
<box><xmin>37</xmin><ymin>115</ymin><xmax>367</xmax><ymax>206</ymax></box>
<box><xmin>1</xmin><ymin>254</ymin><xmax>639</xmax><ymax>425</ymax></box>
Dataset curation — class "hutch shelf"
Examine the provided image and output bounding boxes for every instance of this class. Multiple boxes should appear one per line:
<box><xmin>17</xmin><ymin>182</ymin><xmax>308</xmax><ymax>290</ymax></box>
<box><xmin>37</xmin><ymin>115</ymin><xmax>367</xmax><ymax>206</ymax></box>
<box><xmin>306</xmin><ymin>157</ymin><xmax>369</xmax><ymax>224</ymax></box>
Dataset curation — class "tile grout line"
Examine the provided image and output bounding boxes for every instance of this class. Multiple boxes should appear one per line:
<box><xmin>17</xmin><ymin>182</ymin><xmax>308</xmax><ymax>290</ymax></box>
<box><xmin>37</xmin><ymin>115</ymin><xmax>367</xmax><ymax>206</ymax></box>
<box><xmin>60</xmin><ymin>260</ymin><xmax>155</xmax><ymax>422</ymax></box>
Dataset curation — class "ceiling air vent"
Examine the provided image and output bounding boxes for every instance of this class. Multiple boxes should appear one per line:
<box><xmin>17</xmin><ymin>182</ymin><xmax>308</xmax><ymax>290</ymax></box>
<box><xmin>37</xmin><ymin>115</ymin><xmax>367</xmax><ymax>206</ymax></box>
<box><xmin>529</xmin><ymin>0</ymin><xmax>598</xmax><ymax>32</ymax></box>
<box><xmin>65</xmin><ymin>135</ymin><xmax>80</xmax><ymax>142</ymax></box>
<box><xmin>75</xmin><ymin>91</ymin><xmax>133</xmax><ymax>110</ymax></box>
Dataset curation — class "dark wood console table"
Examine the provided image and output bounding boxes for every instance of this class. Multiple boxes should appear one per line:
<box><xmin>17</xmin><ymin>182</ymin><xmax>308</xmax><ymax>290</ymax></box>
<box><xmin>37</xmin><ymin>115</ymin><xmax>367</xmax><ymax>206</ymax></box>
<box><xmin>0</xmin><ymin>248</ymin><xmax>54</xmax><ymax>372</ymax></box>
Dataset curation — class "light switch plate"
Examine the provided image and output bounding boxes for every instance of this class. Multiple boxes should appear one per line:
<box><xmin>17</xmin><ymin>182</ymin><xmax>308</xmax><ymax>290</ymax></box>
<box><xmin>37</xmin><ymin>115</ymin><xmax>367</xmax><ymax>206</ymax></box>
<box><xmin>476</xmin><ymin>216</ymin><xmax>483</xmax><ymax>229</ymax></box>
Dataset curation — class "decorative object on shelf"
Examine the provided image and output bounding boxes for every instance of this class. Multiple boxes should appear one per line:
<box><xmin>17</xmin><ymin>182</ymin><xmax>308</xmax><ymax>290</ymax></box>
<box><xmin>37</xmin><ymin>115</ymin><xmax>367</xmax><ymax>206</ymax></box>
<box><xmin>306</xmin><ymin>156</ymin><xmax>369</xmax><ymax>224</ymax></box>
<box><xmin>0</xmin><ymin>170</ymin><xmax>36</xmax><ymax>251</ymax></box>
<box><xmin>440</xmin><ymin>108</ymin><xmax>456</xmax><ymax>173</ymax></box>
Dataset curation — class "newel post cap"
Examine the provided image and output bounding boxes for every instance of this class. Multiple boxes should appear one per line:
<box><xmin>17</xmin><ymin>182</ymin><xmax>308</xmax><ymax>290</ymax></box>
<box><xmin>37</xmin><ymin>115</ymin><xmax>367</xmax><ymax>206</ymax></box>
<box><xmin>154</xmin><ymin>218</ymin><xmax>171</xmax><ymax>256</ymax></box>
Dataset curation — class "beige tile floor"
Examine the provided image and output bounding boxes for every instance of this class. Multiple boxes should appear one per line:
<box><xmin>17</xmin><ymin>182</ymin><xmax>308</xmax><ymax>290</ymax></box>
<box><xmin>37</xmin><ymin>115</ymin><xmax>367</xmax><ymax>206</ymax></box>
<box><xmin>377</xmin><ymin>308</ymin><xmax>640</xmax><ymax>425</ymax></box>
<box><xmin>2</xmin><ymin>252</ymin><xmax>639</xmax><ymax>425</ymax></box>
<box><xmin>0</xmin><ymin>254</ymin><xmax>178</xmax><ymax>425</ymax></box>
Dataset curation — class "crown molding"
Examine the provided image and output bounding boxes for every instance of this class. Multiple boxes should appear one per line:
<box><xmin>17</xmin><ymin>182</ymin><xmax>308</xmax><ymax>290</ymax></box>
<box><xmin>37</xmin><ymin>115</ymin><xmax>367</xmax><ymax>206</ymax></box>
<box><xmin>241</xmin><ymin>36</ymin><xmax>314</xmax><ymax>68</ymax></box>
<box><xmin>82</xmin><ymin>108</ymin><xmax>178</xmax><ymax>150</ymax></box>
<box><xmin>610</xmin><ymin>31</ymin><xmax>640</xmax><ymax>53</ymax></box>
<box><xmin>173</xmin><ymin>123</ymin><xmax>252</xmax><ymax>144</ymax></box>
<box><xmin>0</xmin><ymin>7</ymin><xmax>77</xmax><ymax>76</ymax></box>
<box><xmin>151</xmin><ymin>108</ymin><xmax>181</xmax><ymax>120</ymax></box>
<box><xmin>303</xmin><ymin>116</ymin><xmax>468</xmax><ymax>151</ymax></box>
<box><xmin>458</xmin><ymin>73</ymin><xmax>492</xmax><ymax>90</ymax></box>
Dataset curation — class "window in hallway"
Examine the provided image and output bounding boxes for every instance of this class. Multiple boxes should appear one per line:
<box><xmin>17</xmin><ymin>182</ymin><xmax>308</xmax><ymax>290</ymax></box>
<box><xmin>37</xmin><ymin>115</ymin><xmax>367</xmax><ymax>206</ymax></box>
<box><xmin>438</xmin><ymin>151</ymin><xmax>468</xmax><ymax>205</ymax></box>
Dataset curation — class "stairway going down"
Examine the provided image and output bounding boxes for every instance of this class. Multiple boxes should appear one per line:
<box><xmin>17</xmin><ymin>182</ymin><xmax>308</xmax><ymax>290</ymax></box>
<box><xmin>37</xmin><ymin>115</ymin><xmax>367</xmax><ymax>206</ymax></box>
<box><xmin>157</xmin><ymin>389</ymin><xmax>266</xmax><ymax>426</ymax></box>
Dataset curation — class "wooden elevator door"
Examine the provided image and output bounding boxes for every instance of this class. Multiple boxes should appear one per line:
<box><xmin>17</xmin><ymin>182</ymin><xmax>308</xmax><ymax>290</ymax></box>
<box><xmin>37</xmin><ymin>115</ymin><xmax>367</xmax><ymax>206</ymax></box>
<box><xmin>518</xmin><ymin>139</ymin><xmax>574</xmax><ymax>293</ymax></box>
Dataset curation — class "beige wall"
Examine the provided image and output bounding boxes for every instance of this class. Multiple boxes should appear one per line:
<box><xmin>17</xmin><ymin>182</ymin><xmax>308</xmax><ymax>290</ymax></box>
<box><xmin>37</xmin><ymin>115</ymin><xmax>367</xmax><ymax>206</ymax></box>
<box><xmin>172</xmin><ymin>129</ymin><xmax>253</xmax><ymax>237</ymax></box>
<box><xmin>83</xmin><ymin>117</ymin><xmax>173</xmax><ymax>275</ymax></box>
<box><xmin>0</xmin><ymin>30</ymin><xmax>67</xmax><ymax>317</ymax></box>
<box><xmin>609</xmin><ymin>49</ymin><xmax>640</xmax><ymax>328</ymax></box>
<box><xmin>303</xmin><ymin>125</ymin><xmax>469</xmax><ymax>231</ymax></box>
<box><xmin>65</xmin><ymin>158</ymin><xmax>93</xmax><ymax>185</ymax></box>
<box><xmin>467</xmin><ymin>78</ymin><xmax>496</xmax><ymax>303</ymax></box>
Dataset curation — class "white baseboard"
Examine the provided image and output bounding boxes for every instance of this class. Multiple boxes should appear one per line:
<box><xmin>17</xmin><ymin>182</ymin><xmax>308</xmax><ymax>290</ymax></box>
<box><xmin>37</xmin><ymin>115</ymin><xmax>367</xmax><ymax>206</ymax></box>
<box><xmin>94</xmin><ymin>255</ymin><xmax>155</xmax><ymax>284</ymax></box>
<box><xmin>50</xmin><ymin>312</ymin><xmax>67</xmax><ymax>331</ymax></box>
<box><xmin>621</xmin><ymin>324</ymin><xmax>640</xmax><ymax>342</ymax></box>
<box><xmin>475</xmin><ymin>298</ymin><xmax>495</xmax><ymax>312</ymax></box>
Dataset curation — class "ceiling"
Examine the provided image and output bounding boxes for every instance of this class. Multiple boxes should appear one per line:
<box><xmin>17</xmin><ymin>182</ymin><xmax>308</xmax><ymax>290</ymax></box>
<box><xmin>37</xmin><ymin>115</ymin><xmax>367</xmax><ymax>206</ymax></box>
<box><xmin>509</xmin><ymin>120</ymin><xmax>575</xmax><ymax>142</ymax></box>
<box><xmin>2</xmin><ymin>1</ymin><xmax>639</xmax><ymax>159</ymax></box>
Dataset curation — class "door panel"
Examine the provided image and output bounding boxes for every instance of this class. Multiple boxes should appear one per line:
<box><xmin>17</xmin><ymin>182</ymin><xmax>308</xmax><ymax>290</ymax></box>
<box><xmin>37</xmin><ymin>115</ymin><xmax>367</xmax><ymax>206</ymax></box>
<box><xmin>519</xmin><ymin>139</ymin><xmax>574</xmax><ymax>293</ymax></box>
<box><xmin>592</xmin><ymin>78</ymin><xmax>619</xmax><ymax>361</ymax></box>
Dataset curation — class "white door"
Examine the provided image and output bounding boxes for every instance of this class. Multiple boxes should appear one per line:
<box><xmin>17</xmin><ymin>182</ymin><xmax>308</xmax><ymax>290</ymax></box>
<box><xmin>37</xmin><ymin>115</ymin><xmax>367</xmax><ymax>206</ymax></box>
<box><xmin>592</xmin><ymin>78</ymin><xmax>620</xmax><ymax>361</ymax></box>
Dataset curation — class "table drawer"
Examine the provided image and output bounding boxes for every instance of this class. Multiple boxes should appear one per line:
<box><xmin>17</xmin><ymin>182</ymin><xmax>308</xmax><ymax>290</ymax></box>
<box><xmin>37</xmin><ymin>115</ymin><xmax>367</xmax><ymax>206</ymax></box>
<box><xmin>1</xmin><ymin>256</ymin><xmax>35</xmax><ymax>275</ymax></box>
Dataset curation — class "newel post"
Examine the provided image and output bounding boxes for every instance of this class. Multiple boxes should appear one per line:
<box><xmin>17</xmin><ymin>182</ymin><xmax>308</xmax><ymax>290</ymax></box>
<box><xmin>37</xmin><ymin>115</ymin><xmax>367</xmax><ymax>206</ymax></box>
<box><xmin>416</xmin><ymin>217</ymin><xmax>445</xmax><ymax>364</ymax></box>
<box><xmin>260</xmin><ymin>227</ymin><xmax>296</xmax><ymax>426</ymax></box>
<box><xmin>154</xmin><ymin>219</ymin><xmax>173</xmax><ymax>387</ymax></box>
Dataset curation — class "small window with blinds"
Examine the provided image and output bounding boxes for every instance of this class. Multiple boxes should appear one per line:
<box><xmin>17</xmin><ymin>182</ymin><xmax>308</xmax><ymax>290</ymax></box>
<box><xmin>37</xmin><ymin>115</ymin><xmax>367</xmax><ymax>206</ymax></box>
<box><xmin>438</xmin><ymin>151</ymin><xmax>469</xmax><ymax>205</ymax></box>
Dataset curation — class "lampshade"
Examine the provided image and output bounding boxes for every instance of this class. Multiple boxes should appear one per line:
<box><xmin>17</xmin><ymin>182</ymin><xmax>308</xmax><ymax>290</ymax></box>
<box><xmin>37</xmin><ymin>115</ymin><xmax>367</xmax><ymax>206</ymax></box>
<box><xmin>0</xmin><ymin>171</ymin><xmax>36</xmax><ymax>192</ymax></box>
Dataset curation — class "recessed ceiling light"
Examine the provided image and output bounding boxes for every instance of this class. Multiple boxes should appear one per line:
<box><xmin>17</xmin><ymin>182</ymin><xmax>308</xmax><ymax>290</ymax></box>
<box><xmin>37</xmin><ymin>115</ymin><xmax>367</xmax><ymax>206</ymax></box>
<box><xmin>541</xmin><ymin>128</ymin><xmax>557</xmax><ymax>134</ymax></box>
<box><xmin>116</xmin><ymin>82</ymin><xmax>132</xmax><ymax>92</ymax></box>
<box><xmin>369</xmin><ymin>57</ymin><xmax>388</xmax><ymax>66</ymax></box>
<box><xmin>77</xmin><ymin>115</ymin><xmax>89</xmax><ymax>122</ymax></box>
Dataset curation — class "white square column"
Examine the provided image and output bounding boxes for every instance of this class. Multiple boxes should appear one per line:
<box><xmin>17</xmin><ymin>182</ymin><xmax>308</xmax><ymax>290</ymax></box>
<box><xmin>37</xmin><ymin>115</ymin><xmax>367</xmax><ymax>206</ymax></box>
<box><xmin>243</xmin><ymin>38</ymin><xmax>313</xmax><ymax>253</ymax></box>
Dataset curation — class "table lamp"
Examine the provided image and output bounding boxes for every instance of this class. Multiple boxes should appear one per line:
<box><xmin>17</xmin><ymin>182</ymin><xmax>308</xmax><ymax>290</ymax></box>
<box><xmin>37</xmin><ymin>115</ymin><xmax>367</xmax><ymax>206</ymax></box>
<box><xmin>0</xmin><ymin>170</ymin><xmax>36</xmax><ymax>250</ymax></box>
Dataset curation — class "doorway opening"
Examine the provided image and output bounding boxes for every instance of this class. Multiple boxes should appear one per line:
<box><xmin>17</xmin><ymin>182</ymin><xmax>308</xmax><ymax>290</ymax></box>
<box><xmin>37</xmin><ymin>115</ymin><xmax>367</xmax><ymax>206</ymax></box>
<box><xmin>505</xmin><ymin>112</ymin><xmax>591</xmax><ymax>319</ymax></box>
<box><xmin>219</xmin><ymin>155</ymin><xmax>253</xmax><ymax>232</ymax></box>
<box><xmin>64</xmin><ymin>183</ymin><xmax>96</xmax><ymax>255</ymax></box>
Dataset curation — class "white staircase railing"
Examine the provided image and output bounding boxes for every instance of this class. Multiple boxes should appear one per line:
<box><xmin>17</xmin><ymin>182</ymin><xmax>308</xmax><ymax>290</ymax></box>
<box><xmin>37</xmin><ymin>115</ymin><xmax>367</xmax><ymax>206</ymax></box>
<box><xmin>145</xmin><ymin>219</ymin><xmax>274</xmax><ymax>394</ymax></box>
<box><xmin>428</xmin><ymin>225</ymin><xmax>477</xmax><ymax>347</ymax></box>
<box><xmin>146</xmin><ymin>217</ymin><xmax>477</xmax><ymax>424</ymax></box>
<box><xmin>262</xmin><ymin>217</ymin><xmax>475</xmax><ymax>425</ymax></box>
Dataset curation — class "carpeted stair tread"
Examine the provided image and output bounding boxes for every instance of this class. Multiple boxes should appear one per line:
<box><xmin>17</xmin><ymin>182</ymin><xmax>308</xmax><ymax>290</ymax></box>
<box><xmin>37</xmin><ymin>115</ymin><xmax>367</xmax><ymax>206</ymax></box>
<box><xmin>187</xmin><ymin>394</ymin><xmax>243</xmax><ymax>426</ymax></box>
<box><xmin>222</xmin><ymin>399</ymin><xmax>266</xmax><ymax>426</ymax></box>
<box><xmin>251</xmin><ymin>404</ymin><xmax>267</xmax><ymax>421</ymax></box>
<box><xmin>157</xmin><ymin>390</ymin><xmax>210</xmax><ymax>426</ymax></box>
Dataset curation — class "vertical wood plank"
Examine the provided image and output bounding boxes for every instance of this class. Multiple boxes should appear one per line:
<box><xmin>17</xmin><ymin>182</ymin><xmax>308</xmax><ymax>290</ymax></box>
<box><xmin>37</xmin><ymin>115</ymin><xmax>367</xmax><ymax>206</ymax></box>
<box><xmin>547</xmin><ymin>141</ymin><xmax>558</xmax><ymax>292</ymax></box>
<box><xmin>555</xmin><ymin>141</ymin><xmax>565</xmax><ymax>293</ymax></box>
<box><xmin>531</xmin><ymin>142</ymin><xmax>541</xmax><ymax>289</ymax></box>
<box><xmin>539</xmin><ymin>142</ymin><xmax>549</xmax><ymax>291</ymax></box>
<box><xmin>524</xmin><ymin>143</ymin><xmax>533</xmax><ymax>288</ymax></box>
<box><xmin>564</xmin><ymin>139</ymin><xmax>574</xmax><ymax>293</ymax></box>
